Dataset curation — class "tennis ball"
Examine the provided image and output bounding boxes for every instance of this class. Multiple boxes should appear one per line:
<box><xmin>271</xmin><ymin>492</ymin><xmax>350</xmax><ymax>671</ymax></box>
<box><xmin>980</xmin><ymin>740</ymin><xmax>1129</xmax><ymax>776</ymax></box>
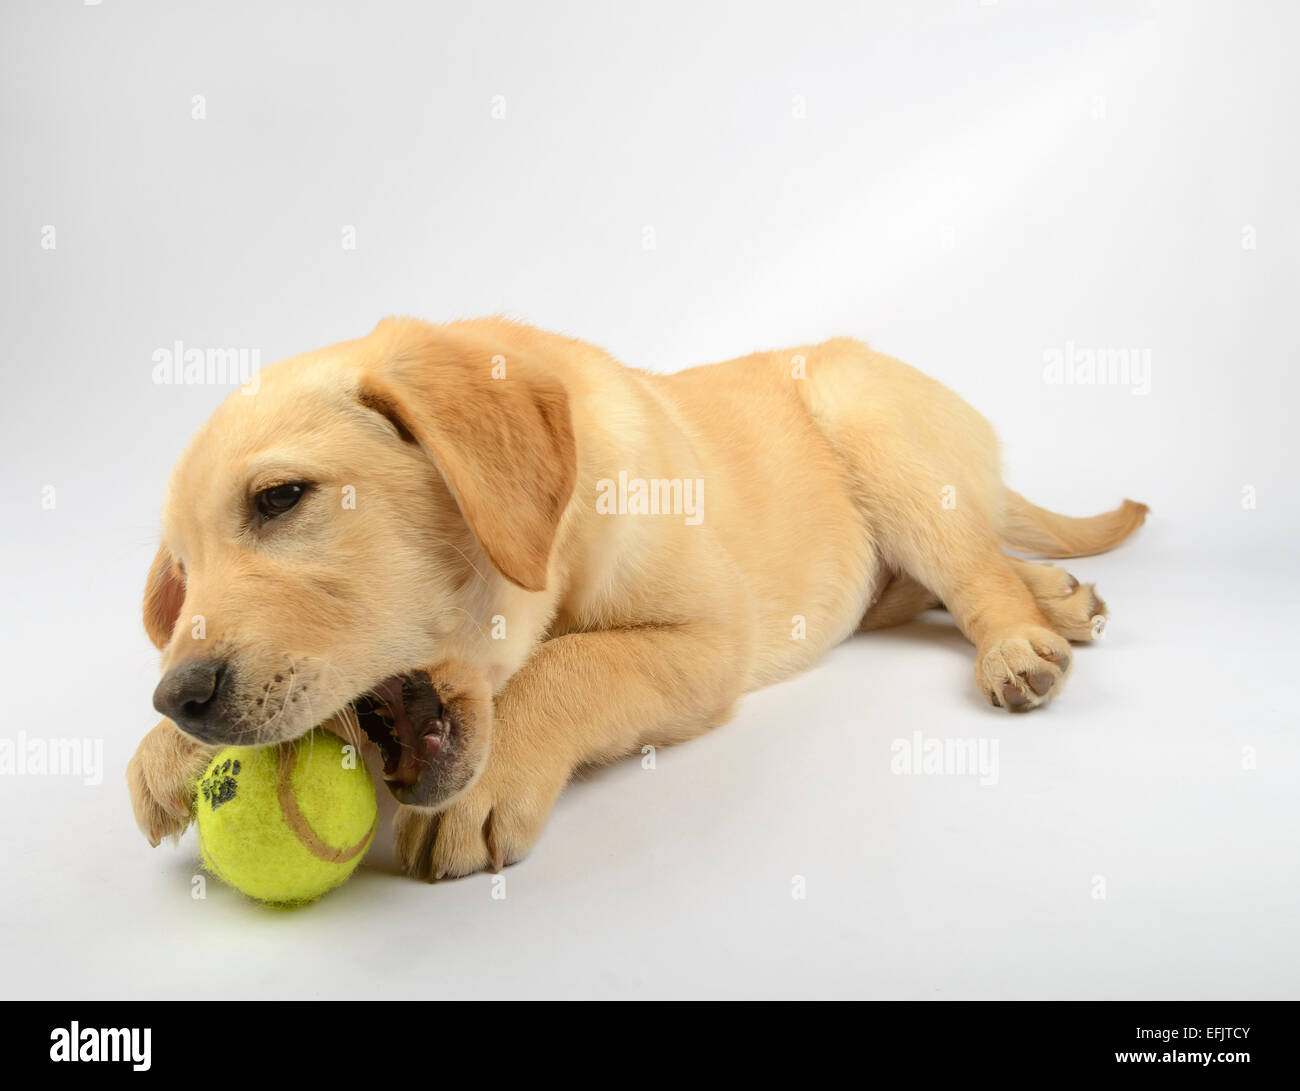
<box><xmin>194</xmin><ymin>729</ymin><xmax>377</xmax><ymax>905</ymax></box>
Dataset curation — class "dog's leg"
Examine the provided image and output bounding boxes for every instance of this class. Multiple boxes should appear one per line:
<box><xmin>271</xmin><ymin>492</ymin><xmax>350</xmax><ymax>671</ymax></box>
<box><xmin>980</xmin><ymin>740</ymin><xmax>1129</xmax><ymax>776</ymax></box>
<box><xmin>126</xmin><ymin>718</ymin><xmax>217</xmax><ymax>845</ymax></box>
<box><xmin>395</xmin><ymin>622</ymin><xmax>751</xmax><ymax>880</ymax></box>
<box><xmin>807</xmin><ymin>344</ymin><xmax>1080</xmax><ymax>709</ymax></box>
<box><xmin>880</xmin><ymin>504</ymin><xmax>1074</xmax><ymax>710</ymax></box>
<box><xmin>865</xmin><ymin>560</ymin><xmax>1110</xmax><ymax>644</ymax></box>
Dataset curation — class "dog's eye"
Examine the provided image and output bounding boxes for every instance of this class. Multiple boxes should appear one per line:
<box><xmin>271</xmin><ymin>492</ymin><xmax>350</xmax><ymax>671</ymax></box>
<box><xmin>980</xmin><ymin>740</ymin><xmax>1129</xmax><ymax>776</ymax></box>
<box><xmin>254</xmin><ymin>483</ymin><xmax>307</xmax><ymax>519</ymax></box>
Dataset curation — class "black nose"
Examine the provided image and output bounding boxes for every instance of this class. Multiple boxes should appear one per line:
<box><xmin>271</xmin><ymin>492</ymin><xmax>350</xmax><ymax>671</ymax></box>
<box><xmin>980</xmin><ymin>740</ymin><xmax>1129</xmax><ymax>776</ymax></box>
<box><xmin>153</xmin><ymin>659</ymin><xmax>228</xmax><ymax>739</ymax></box>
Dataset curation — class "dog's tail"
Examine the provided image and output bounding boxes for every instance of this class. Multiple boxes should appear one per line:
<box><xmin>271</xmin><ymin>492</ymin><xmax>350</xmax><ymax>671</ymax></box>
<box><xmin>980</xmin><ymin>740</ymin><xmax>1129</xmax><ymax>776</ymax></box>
<box><xmin>1000</xmin><ymin>488</ymin><xmax>1148</xmax><ymax>558</ymax></box>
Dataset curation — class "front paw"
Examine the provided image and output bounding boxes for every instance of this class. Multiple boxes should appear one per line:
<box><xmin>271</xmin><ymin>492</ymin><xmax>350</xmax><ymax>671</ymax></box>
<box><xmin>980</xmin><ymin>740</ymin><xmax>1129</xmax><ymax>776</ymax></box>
<box><xmin>393</xmin><ymin>760</ymin><xmax>566</xmax><ymax>881</ymax></box>
<box><xmin>126</xmin><ymin>718</ymin><xmax>216</xmax><ymax>846</ymax></box>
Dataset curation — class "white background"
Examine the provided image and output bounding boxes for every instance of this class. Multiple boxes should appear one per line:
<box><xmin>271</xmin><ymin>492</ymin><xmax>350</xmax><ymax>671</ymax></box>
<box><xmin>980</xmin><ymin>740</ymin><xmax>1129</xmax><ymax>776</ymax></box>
<box><xmin>1</xmin><ymin>0</ymin><xmax>1296</xmax><ymax>999</ymax></box>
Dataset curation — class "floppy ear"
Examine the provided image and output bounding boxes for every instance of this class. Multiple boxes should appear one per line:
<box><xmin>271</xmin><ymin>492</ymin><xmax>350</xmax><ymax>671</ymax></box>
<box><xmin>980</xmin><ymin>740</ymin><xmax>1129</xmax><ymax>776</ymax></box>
<box><xmin>359</xmin><ymin>325</ymin><xmax>577</xmax><ymax>593</ymax></box>
<box><xmin>143</xmin><ymin>545</ymin><xmax>185</xmax><ymax>649</ymax></box>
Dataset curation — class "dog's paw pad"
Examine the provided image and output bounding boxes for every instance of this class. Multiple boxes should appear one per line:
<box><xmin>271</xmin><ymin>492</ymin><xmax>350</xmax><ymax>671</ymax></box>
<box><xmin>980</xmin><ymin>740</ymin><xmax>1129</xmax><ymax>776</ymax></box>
<box><xmin>978</xmin><ymin>628</ymin><xmax>1072</xmax><ymax>711</ymax></box>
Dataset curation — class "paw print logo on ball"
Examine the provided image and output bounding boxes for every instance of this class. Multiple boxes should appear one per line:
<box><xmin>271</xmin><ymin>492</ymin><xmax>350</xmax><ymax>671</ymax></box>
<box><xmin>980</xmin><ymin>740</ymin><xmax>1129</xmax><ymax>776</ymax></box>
<box><xmin>200</xmin><ymin>758</ymin><xmax>242</xmax><ymax>810</ymax></box>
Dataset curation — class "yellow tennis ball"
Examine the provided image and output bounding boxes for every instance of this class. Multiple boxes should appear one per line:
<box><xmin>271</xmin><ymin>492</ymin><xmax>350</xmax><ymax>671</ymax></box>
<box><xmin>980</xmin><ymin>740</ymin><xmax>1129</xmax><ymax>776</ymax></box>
<box><xmin>194</xmin><ymin>729</ymin><xmax>377</xmax><ymax>905</ymax></box>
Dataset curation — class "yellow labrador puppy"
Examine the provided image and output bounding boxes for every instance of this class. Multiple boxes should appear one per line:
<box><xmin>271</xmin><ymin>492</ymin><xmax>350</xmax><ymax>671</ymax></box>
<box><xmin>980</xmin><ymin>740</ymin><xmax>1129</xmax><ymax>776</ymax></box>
<box><xmin>128</xmin><ymin>318</ymin><xmax>1146</xmax><ymax>879</ymax></box>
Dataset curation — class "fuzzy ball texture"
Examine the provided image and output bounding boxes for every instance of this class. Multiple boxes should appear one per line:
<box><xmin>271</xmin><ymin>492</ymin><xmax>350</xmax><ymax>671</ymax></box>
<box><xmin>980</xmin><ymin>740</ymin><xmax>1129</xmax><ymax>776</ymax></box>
<box><xmin>195</xmin><ymin>729</ymin><xmax>377</xmax><ymax>905</ymax></box>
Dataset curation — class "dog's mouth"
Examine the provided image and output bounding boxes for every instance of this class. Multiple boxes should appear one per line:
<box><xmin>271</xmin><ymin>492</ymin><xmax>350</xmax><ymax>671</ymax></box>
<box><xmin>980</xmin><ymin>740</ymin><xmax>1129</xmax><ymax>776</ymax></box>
<box><xmin>353</xmin><ymin>671</ymin><xmax>458</xmax><ymax>799</ymax></box>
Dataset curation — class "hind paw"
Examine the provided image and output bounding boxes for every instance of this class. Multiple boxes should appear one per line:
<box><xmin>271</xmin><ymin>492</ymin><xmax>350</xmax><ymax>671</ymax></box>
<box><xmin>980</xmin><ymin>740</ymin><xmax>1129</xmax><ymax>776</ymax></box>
<box><xmin>1011</xmin><ymin>560</ymin><xmax>1108</xmax><ymax>642</ymax></box>
<box><xmin>976</xmin><ymin>627</ymin><xmax>1072</xmax><ymax>712</ymax></box>
<box><xmin>1038</xmin><ymin>574</ymin><xmax>1107</xmax><ymax>641</ymax></box>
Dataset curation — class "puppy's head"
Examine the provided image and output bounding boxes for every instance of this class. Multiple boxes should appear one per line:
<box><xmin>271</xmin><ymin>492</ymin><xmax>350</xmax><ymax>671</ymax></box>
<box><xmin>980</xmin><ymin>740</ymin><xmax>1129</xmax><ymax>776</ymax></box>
<box><xmin>145</xmin><ymin>318</ymin><xmax>576</xmax><ymax>808</ymax></box>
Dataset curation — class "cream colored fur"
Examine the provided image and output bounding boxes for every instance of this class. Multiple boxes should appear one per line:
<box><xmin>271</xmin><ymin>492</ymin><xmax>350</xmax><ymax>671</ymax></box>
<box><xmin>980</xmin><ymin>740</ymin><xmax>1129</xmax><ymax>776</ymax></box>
<box><xmin>128</xmin><ymin>318</ymin><xmax>1145</xmax><ymax>879</ymax></box>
